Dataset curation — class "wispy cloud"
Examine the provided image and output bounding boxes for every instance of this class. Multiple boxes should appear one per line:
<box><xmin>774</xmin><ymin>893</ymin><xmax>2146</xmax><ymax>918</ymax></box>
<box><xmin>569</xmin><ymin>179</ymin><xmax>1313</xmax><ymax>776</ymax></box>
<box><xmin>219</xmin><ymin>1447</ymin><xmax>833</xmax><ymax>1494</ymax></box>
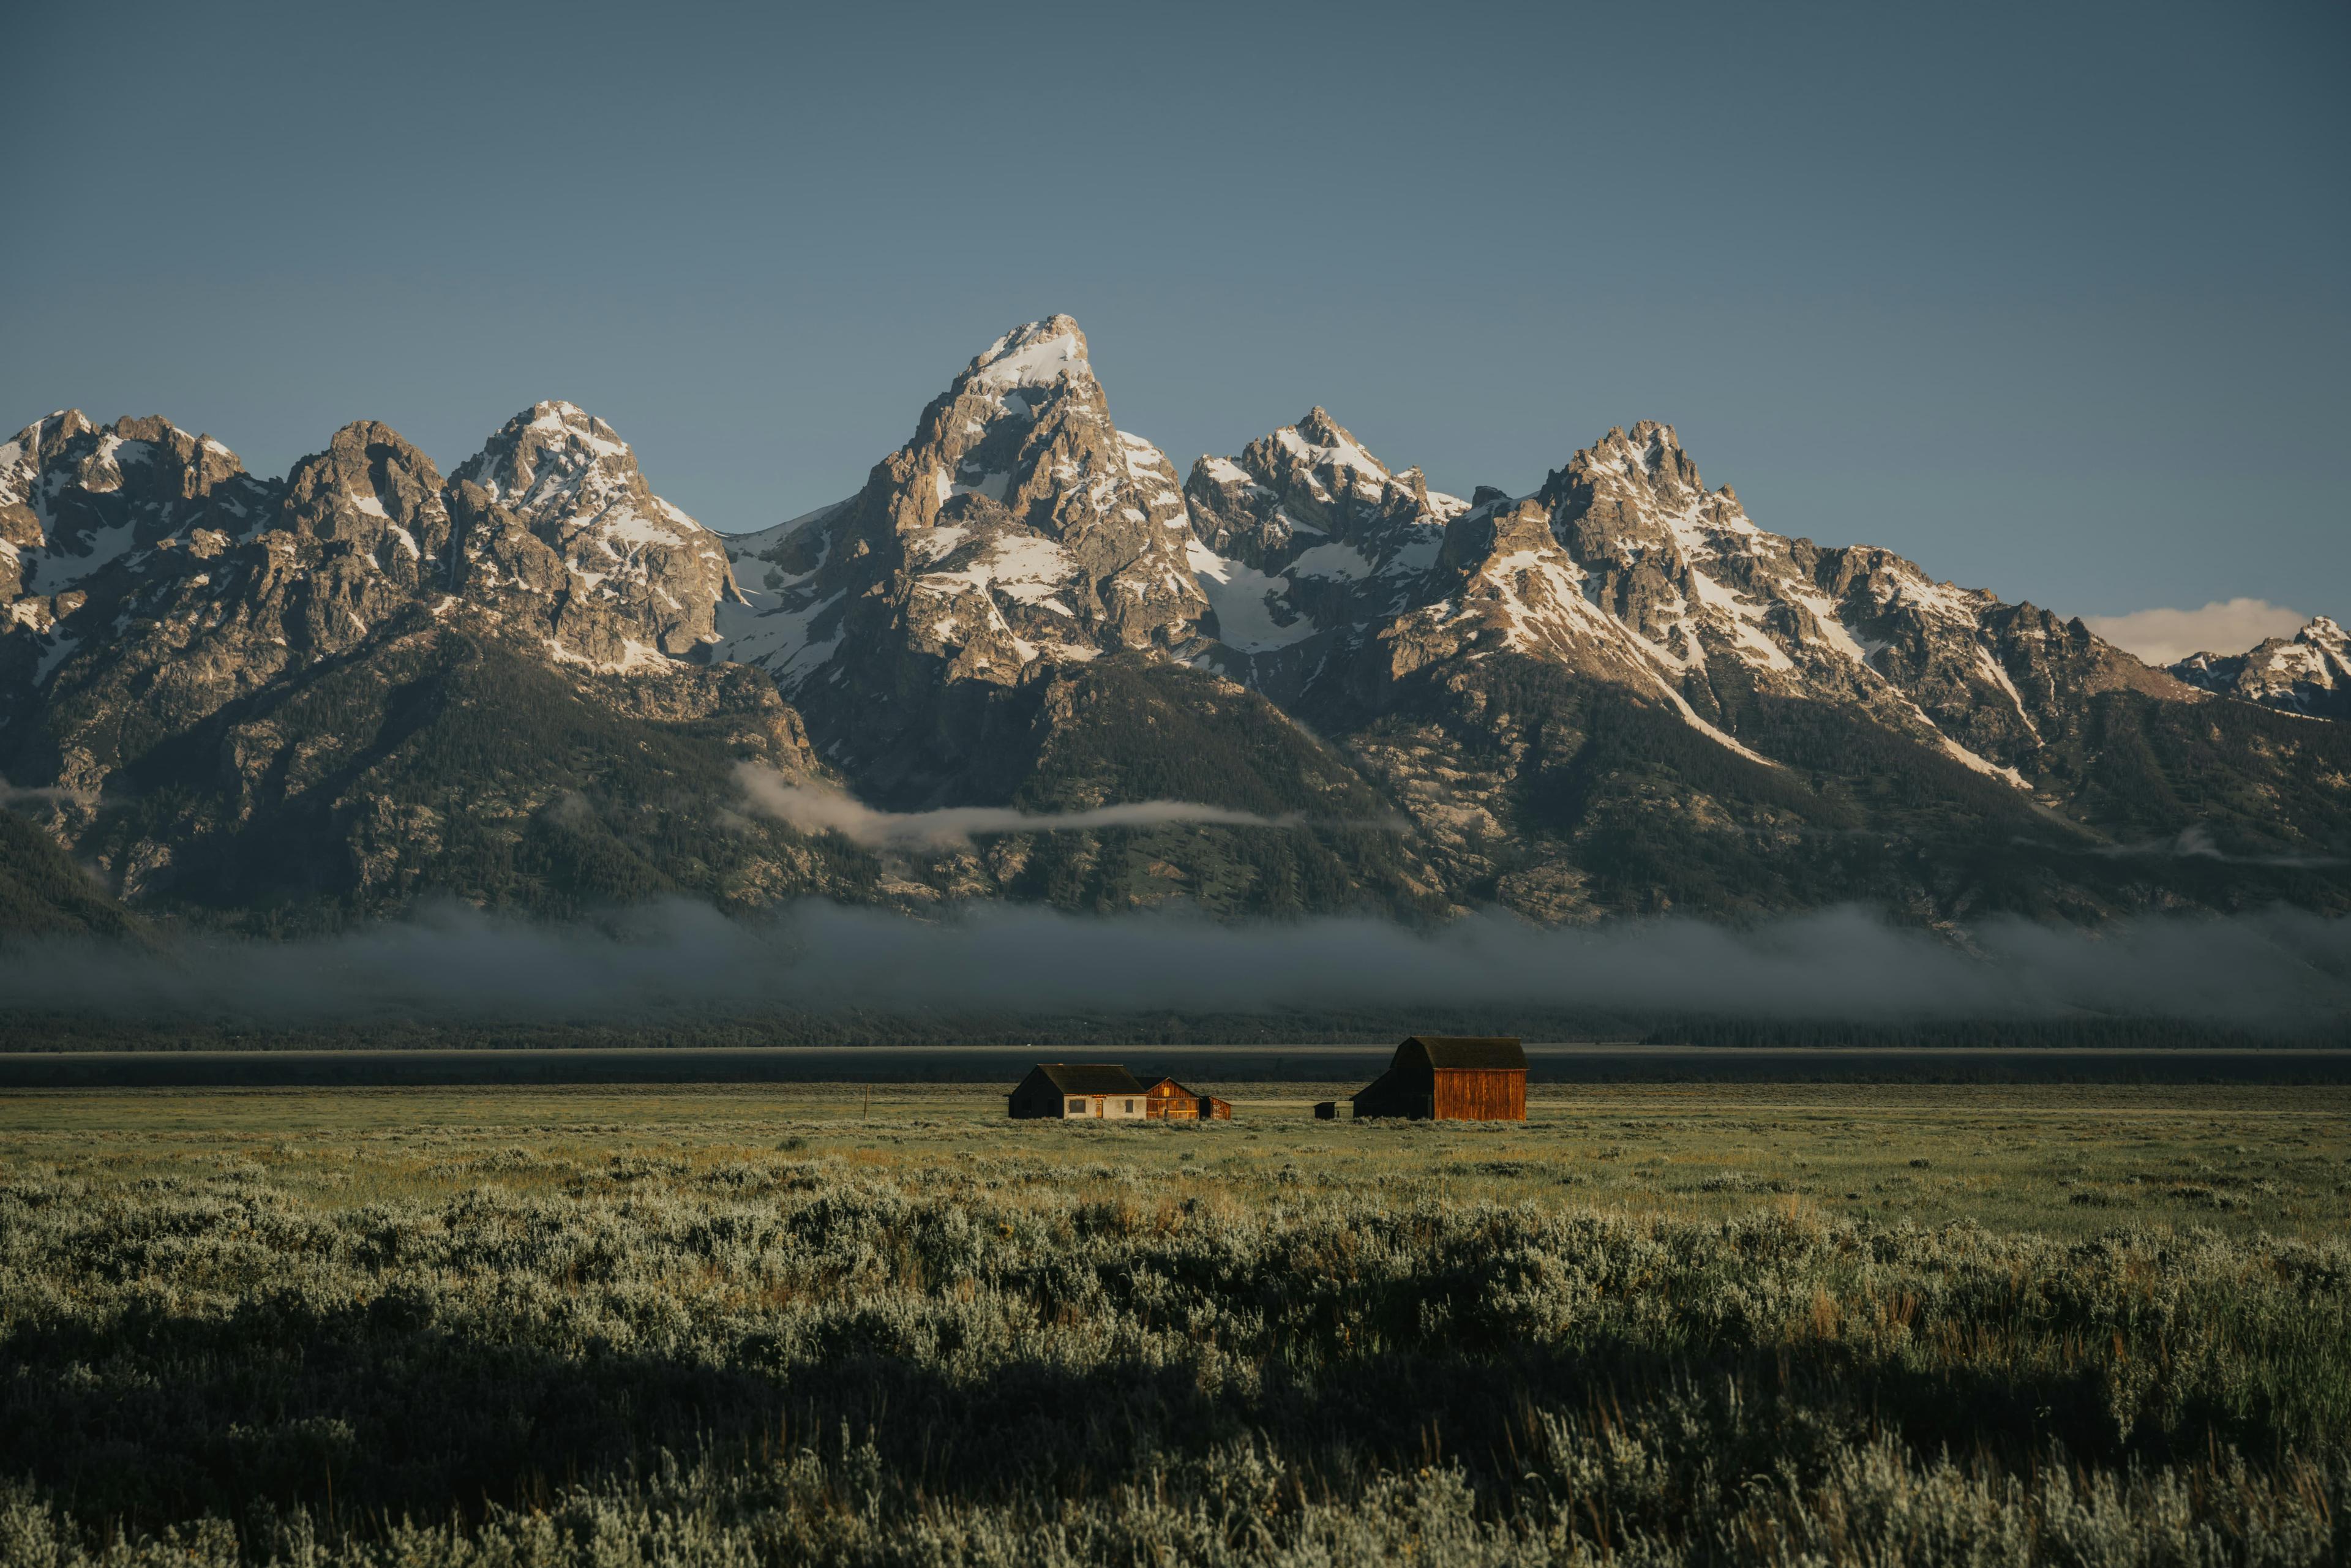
<box><xmin>2083</xmin><ymin>598</ymin><xmax>2309</xmax><ymax>666</ymax></box>
<box><xmin>2083</xmin><ymin>825</ymin><xmax>2344</xmax><ymax>867</ymax></box>
<box><xmin>0</xmin><ymin>776</ymin><xmax>95</xmax><ymax>807</ymax></box>
<box><xmin>733</xmin><ymin>764</ymin><xmax>1332</xmax><ymax>849</ymax></box>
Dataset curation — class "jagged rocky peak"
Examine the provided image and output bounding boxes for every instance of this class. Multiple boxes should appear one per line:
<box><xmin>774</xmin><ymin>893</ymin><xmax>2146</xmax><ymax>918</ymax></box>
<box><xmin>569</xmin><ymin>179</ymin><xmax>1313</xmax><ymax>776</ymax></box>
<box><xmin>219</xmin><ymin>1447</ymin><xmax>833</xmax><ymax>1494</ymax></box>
<box><xmin>1358</xmin><ymin>421</ymin><xmax>2098</xmax><ymax>787</ymax></box>
<box><xmin>1180</xmin><ymin>411</ymin><xmax>1466</xmax><ymax>681</ymax></box>
<box><xmin>968</xmin><ymin>314</ymin><xmax>1094</xmax><ymax>391</ymax></box>
<box><xmin>1544</xmin><ymin>420</ymin><xmax>1759</xmax><ymax>569</ymax></box>
<box><xmin>1270</xmin><ymin>407</ymin><xmax>1392</xmax><ymax>492</ymax></box>
<box><xmin>457</xmin><ymin>402</ymin><xmax>641</xmax><ymax>511</ymax></box>
<box><xmin>1187</xmin><ymin>407</ymin><xmax>1466</xmax><ymax>574</ymax></box>
<box><xmin>714</xmin><ymin>314</ymin><xmax>1205</xmax><ymax>706</ymax></box>
<box><xmin>887</xmin><ymin>314</ymin><xmax>1120</xmax><ymax>537</ymax></box>
<box><xmin>449</xmin><ymin>400</ymin><xmax>737</xmax><ymax>659</ymax></box>
<box><xmin>2170</xmin><ymin>614</ymin><xmax>2351</xmax><ymax>719</ymax></box>
<box><xmin>901</xmin><ymin>313</ymin><xmax>1204</xmax><ymax>660</ymax></box>
<box><xmin>2</xmin><ymin>416</ymin><xmax>477</xmax><ymax>799</ymax></box>
<box><xmin>1</xmin><ymin>411</ymin><xmax>276</xmax><ymax>602</ymax></box>
<box><xmin>280</xmin><ymin>422</ymin><xmax>451</xmax><ymax>591</ymax></box>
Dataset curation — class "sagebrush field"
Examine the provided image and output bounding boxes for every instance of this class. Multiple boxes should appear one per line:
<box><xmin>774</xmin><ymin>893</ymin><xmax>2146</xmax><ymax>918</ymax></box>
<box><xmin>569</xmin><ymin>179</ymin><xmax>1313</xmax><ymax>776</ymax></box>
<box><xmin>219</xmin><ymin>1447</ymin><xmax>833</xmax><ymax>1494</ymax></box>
<box><xmin>1</xmin><ymin>1082</ymin><xmax>2345</xmax><ymax>1565</ymax></box>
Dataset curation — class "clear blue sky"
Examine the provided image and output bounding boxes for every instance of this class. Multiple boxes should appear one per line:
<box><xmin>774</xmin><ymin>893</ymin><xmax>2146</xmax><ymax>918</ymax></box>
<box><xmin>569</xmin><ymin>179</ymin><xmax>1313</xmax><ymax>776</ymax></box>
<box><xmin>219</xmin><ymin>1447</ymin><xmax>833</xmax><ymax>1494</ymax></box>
<box><xmin>4</xmin><ymin>1</ymin><xmax>2344</xmax><ymax>628</ymax></box>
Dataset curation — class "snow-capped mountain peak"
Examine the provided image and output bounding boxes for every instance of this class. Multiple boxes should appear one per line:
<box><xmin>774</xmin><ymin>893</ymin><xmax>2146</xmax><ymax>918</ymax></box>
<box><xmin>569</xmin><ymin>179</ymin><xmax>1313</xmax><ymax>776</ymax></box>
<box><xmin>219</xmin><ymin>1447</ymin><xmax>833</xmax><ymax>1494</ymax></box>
<box><xmin>0</xmin><ymin>413</ymin><xmax>277</xmax><ymax>609</ymax></box>
<box><xmin>453</xmin><ymin>401</ymin><xmax>643</xmax><ymax>516</ymax></box>
<box><xmin>2171</xmin><ymin>614</ymin><xmax>2351</xmax><ymax>719</ymax></box>
<box><xmin>967</xmin><ymin>315</ymin><xmax>1095</xmax><ymax>392</ymax></box>
<box><xmin>708</xmin><ymin>316</ymin><xmax>1205</xmax><ymax>736</ymax></box>
<box><xmin>1180</xmin><ymin>410</ymin><xmax>1464</xmax><ymax>688</ymax></box>
<box><xmin>450</xmin><ymin>402</ymin><xmax>737</xmax><ymax>659</ymax></box>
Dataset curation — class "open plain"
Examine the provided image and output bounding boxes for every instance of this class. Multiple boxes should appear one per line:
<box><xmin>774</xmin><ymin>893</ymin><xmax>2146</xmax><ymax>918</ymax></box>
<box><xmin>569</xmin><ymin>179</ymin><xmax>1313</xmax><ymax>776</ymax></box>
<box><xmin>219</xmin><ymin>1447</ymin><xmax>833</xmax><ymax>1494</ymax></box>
<box><xmin>1</xmin><ymin>1081</ymin><xmax>2346</xmax><ymax>1564</ymax></box>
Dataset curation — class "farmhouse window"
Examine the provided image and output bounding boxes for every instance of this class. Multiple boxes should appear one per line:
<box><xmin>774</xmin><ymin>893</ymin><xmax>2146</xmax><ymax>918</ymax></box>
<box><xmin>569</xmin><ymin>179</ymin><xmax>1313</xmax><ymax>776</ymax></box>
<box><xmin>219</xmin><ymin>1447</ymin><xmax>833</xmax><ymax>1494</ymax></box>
<box><xmin>1123</xmin><ymin>1099</ymin><xmax>1135</xmax><ymax>1112</ymax></box>
<box><xmin>1067</xmin><ymin>1098</ymin><xmax>1085</xmax><ymax>1114</ymax></box>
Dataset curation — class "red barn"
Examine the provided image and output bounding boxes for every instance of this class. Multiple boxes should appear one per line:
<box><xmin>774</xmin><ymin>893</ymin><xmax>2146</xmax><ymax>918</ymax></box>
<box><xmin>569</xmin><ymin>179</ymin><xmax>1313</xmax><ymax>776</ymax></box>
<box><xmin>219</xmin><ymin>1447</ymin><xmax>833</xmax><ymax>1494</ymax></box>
<box><xmin>1349</xmin><ymin>1037</ymin><xmax>1526</xmax><ymax>1121</ymax></box>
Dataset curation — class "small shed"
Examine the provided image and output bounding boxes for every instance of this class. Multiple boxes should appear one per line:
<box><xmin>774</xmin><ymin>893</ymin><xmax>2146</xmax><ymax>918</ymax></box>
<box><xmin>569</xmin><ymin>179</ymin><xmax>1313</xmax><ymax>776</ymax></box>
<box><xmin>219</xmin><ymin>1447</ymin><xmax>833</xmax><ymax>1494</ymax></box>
<box><xmin>1349</xmin><ymin>1036</ymin><xmax>1526</xmax><ymax>1121</ymax></box>
<box><xmin>1144</xmin><ymin>1077</ymin><xmax>1232</xmax><ymax>1120</ymax></box>
<box><xmin>1007</xmin><ymin>1063</ymin><xmax>1150</xmax><ymax>1120</ymax></box>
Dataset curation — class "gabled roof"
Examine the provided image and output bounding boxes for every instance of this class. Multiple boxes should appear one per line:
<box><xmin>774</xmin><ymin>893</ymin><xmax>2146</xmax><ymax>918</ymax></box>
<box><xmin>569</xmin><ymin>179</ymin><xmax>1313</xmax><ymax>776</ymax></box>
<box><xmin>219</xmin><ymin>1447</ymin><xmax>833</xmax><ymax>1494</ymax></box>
<box><xmin>1030</xmin><ymin>1063</ymin><xmax>1147</xmax><ymax>1095</ymax></box>
<box><xmin>1145</xmin><ymin>1076</ymin><xmax>1199</xmax><ymax>1095</ymax></box>
<box><xmin>1398</xmin><ymin>1035</ymin><xmax>1526</xmax><ymax>1071</ymax></box>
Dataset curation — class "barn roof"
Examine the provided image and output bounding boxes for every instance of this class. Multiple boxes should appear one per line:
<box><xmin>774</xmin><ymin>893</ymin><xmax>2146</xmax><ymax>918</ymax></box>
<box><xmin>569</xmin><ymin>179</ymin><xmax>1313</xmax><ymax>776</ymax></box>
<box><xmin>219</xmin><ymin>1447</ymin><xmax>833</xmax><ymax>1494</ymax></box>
<box><xmin>1031</xmin><ymin>1063</ymin><xmax>1147</xmax><ymax>1095</ymax></box>
<box><xmin>1400</xmin><ymin>1035</ymin><xmax>1526</xmax><ymax>1071</ymax></box>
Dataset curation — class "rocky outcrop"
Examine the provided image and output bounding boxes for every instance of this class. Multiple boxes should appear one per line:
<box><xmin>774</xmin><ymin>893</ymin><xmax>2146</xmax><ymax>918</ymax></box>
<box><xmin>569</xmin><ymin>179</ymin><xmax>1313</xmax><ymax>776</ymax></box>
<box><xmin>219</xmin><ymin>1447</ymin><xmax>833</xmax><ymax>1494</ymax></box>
<box><xmin>449</xmin><ymin>402</ymin><xmax>740</xmax><ymax>664</ymax></box>
<box><xmin>2172</xmin><ymin>617</ymin><xmax>2351</xmax><ymax>720</ymax></box>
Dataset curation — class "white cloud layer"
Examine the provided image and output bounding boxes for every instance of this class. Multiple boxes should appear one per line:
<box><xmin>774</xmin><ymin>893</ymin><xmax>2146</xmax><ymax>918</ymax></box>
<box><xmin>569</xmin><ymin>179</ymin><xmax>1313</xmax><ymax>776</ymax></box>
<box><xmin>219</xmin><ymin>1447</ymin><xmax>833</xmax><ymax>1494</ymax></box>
<box><xmin>2082</xmin><ymin>598</ymin><xmax>2309</xmax><ymax>666</ymax></box>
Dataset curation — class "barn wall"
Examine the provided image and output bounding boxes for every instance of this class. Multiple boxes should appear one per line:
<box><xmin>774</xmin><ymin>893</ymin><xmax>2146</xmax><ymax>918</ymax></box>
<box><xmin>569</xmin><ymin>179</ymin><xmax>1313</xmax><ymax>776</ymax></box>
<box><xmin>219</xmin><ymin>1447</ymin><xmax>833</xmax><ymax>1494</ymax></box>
<box><xmin>1432</xmin><ymin>1069</ymin><xmax>1526</xmax><ymax>1121</ymax></box>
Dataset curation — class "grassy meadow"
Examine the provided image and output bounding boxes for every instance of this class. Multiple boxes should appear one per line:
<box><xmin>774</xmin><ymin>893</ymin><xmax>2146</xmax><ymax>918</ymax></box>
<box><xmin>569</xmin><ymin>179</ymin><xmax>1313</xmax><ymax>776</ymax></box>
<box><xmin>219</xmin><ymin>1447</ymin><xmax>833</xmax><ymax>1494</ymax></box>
<box><xmin>0</xmin><ymin>1082</ymin><xmax>2345</xmax><ymax>1564</ymax></box>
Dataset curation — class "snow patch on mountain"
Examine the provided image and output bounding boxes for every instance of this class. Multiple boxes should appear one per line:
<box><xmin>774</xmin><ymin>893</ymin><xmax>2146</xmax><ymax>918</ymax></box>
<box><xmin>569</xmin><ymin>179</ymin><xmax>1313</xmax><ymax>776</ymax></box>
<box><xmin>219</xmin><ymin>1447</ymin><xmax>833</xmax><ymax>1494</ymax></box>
<box><xmin>1188</xmin><ymin>538</ymin><xmax>1317</xmax><ymax>652</ymax></box>
<box><xmin>970</xmin><ymin>317</ymin><xmax>1094</xmax><ymax>390</ymax></box>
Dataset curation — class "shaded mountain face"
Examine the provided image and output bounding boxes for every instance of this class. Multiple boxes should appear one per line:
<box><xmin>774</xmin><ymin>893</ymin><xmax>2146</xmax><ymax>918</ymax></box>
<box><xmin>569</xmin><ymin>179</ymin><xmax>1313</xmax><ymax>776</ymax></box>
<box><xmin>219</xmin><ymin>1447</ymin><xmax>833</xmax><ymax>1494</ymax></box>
<box><xmin>2</xmin><ymin>315</ymin><xmax>2346</xmax><ymax>931</ymax></box>
<box><xmin>2172</xmin><ymin>617</ymin><xmax>2351</xmax><ymax>721</ymax></box>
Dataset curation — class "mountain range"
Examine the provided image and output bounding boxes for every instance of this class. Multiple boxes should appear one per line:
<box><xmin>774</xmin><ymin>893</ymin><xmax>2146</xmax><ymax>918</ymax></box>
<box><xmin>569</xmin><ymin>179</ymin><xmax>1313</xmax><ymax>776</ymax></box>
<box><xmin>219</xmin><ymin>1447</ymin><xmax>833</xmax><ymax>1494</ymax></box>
<box><xmin>4</xmin><ymin>315</ymin><xmax>2347</xmax><ymax>937</ymax></box>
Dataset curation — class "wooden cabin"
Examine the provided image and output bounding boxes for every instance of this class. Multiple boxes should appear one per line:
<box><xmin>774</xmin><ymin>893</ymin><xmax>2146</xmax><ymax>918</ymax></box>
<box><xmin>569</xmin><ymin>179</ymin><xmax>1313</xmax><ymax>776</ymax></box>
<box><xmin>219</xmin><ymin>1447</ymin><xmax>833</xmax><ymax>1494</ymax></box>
<box><xmin>1349</xmin><ymin>1036</ymin><xmax>1526</xmax><ymax>1121</ymax></box>
<box><xmin>1007</xmin><ymin>1063</ymin><xmax>1149</xmax><ymax>1120</ymax></box>
<box><xmin>1143</xmin><ymin>1077</ymin><xmax>1232</xmax><ymax>1120</ymax></box>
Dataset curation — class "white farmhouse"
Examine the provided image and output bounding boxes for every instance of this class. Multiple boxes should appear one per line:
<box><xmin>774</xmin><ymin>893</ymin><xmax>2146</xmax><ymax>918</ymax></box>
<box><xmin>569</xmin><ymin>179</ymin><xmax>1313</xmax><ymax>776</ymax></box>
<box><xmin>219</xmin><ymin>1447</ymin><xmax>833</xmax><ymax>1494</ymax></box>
<box><xmin>1007</xmin><ymin>1063</ymin><xmax>1149</xmax><ymax>1120</ymax></box>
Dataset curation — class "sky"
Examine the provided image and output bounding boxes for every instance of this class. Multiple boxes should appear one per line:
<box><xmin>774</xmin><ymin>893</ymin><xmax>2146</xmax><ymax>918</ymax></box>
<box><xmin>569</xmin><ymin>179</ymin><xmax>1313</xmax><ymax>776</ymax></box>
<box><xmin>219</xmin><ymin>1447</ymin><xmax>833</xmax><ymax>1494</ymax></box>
<box><xmin>3</xmin><ymin>1</ymin><xmax>2344</xmax><ymax>655</ymax></box>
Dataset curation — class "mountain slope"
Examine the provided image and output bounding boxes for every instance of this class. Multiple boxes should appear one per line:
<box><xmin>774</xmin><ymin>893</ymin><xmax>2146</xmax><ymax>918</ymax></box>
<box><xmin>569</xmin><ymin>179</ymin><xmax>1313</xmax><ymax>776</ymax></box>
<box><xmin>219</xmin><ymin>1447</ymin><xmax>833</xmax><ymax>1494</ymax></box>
<box><xmin>0</xmin><ymin>805</ymin><xmax>143</xmax><ymax>938</ymax></box>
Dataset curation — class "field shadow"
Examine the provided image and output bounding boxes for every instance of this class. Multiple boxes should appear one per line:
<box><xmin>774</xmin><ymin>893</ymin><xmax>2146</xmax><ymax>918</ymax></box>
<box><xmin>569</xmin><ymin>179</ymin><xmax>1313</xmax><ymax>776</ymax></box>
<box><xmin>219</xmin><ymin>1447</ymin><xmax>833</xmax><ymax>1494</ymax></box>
<box><xmin>0</xmin><ymin>1280</ymin><xmax>2289</xmax><ymax>1536</ymax></box>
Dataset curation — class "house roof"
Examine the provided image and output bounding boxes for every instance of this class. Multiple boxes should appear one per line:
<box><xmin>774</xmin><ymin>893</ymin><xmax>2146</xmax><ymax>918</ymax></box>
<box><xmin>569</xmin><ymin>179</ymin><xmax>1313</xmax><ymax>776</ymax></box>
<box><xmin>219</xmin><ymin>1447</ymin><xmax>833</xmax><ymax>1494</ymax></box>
<box><xmin>1145</xmin><ymin>1076</ymin><xmax>1199</xmax><ymax>1095</ymax></box>
<box><xmin>1398</xmin><ymin>1035</ymin><xmax>1527</xmax><ymax>1071</ymax></box>
<box><xmin>1031</xmin><ymin>1063</ymin><xmax>1147</xmax><ymax>1095</ymax></box>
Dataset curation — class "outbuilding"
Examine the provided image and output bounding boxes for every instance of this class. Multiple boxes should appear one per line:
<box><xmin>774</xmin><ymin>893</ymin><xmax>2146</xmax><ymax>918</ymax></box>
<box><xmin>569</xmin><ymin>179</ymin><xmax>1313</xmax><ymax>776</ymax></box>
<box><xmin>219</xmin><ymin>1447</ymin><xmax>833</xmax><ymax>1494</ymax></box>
<box><xmin>1143</xmin><ymin>1077</ymin><xmax>1232</xmax><ymax>1120</ymax></box>
<box><xmin>1007</xmin><ymin>1063</ymin><xmax>1150</xmax><ymax>1120</ymax></box>
<box><xmin>1349</xmin><ymin>1036</ymin><xmax>1527</xmax><ymax>1121</ymax></box>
